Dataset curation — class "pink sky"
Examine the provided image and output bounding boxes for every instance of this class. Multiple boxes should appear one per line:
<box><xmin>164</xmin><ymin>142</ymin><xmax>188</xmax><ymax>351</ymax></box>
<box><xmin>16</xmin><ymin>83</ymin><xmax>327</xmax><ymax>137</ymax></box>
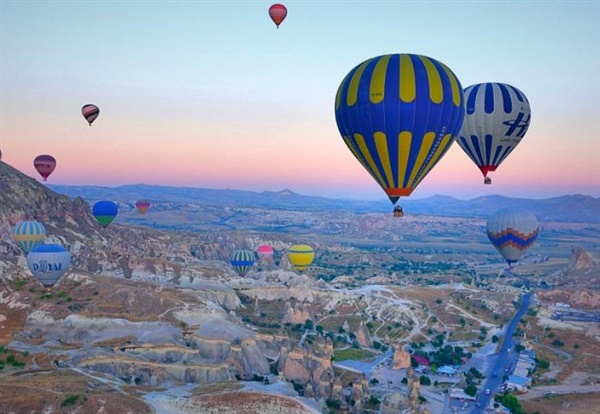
<box><xmin>2</xmin><ymin>2</ymin><xmax>598</xmax><ymax>201</ymax></box>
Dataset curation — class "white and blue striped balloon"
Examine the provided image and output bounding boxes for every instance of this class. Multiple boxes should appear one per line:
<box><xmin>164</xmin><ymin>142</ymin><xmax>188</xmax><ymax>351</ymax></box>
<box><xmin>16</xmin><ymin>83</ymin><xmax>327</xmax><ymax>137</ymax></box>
<box><xmin>13</xmin><ymin>220</ymin><xmax>46</xmax><ymax>253</ymax></box>
<box><xmin>26</xmin><ymin>244</ymin><xmax>71</xmax><ymax>288</ymax></box>
<box><xmin>457</xmin><ymin>82</ymin><xmax>531</xmax><ymax>181</ymax></box>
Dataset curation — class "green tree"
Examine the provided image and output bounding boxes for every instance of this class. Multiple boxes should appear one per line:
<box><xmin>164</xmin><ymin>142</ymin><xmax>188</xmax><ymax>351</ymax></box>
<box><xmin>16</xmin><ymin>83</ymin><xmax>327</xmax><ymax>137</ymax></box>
<box><xmin>325</xmin><ymin>398</ymin><xmax>341</xmax><ymax>409</ymax></box>
<box><xmin>430</xmin><ymin>363</ymin><xmax>438</xmax><ymax>374</ymax></box>
<box><xmin>502</xmin><ymin>394</ymin><xmax>522</xmax><ymax>413</ymax></box>
<box><xmin>465</xmin><ymin>384</ymin><xmax>477</xmax><ymax>397</ymax></box>
<box><xmin>537</xmin><ymin>359</ymin><xmax>550</xmax><ymax>369</ymax></box>
<box><xmin>419</xmin><ymin>375</ymin><xmax>431</xmax><ymax>386</ymax></box>
<box><xmin>492</xmin><ymin>335</ymin><xmax>499</xmax><ymax>343</ymax></box>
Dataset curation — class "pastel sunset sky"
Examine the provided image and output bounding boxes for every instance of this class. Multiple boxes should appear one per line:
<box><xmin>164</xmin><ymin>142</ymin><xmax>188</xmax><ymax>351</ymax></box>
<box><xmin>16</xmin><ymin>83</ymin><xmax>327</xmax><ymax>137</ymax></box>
<box><xmin>1</xmin><ymin>1</ymin><xmax>598</xmax><ymax>201</ymax></box>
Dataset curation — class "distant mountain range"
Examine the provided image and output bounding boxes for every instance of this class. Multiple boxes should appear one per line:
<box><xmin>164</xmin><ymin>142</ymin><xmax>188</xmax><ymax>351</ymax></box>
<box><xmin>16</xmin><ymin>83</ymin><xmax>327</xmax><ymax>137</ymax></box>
<box><xmin>48</xmin><ymin>184</ymin><xmax>600</xmax><ymax>223</ymax></box>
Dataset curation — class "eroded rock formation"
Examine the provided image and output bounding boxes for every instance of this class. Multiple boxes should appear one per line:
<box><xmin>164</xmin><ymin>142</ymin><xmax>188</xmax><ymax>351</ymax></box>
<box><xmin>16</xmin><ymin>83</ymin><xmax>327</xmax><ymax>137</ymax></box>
<box><xmin>393</xmin><ymin>345</ymin><xmax>411</xmax><ymax>370</ymax></box>
<box><xmin>356</xmin><ymin>320</ymin><xmax>371</xmax><ymax>347</ymax></box>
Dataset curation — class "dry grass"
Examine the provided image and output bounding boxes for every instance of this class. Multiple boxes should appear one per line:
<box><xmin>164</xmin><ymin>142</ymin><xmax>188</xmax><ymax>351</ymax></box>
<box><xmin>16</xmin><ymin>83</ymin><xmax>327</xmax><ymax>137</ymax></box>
<box><xmin>0</xmin><ymin>369</ymin><xmax>152</xmax><ymax>413</ymax></box>
<box><xmin>527</xmin><ymin>318</ymin><xmax>600</xmax><ymax>382</ymax></box>
<box><xmin>521</xmin><ymin>392</ymin><xmax>600</xmax><ymax>414</ymax></box>
<box><xmin>190</xmin><ymin>391</ymin><xmax>314</xmax><ymax>413</ymax></box>
<box><xmin>192</xmin><ymin>381</ymin><xmax>244</xmax><ymax>394</ymax></box>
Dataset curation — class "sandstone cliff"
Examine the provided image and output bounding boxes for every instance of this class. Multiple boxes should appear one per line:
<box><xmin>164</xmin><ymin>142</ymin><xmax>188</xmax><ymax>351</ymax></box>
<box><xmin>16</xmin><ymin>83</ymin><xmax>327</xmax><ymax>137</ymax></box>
<box><xmin>568</xmin><ymin>248</ymin><xmax>596</xmax><ymax>270</ymax></box>
<box><xmin>539</xmin><ymin>288</ymin><xmax>600</xmax><ymax>309</ymax></box>
<box><xmin>278</xmin><ymin>335</ymin><xmax>336</xmax><ymax>399</ymax></box>
<box><xmin>356</xmin><ymin>320</ymin><xmax>371</xmax><ymax>348</ymax></box>
<box><xmin>282</xmin><ymin>301</ymin><xmax>315</xmax><ymax>325</ymax></box>
<box><xmin>393</xmin><ymin>345</ymin><xmax>411</xmax><ymax>370</ymax></box>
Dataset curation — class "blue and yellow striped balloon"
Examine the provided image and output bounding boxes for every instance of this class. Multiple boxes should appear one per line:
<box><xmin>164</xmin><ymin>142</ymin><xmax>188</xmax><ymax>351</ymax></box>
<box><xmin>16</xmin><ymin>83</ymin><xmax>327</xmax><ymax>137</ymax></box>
<box><xmin>230</xmin><ymin>249</ymin><xmax>255</xmax><ymax>277</ymax></box>
<box><xmin>13</xmin><ymin>220</ymin><xmax>46</xmax><ymax>253</ymax></box>
<box><xmin>335</xmin><ymin>53</ymin><xmax>465</xmax><ymax>204</ymax></box>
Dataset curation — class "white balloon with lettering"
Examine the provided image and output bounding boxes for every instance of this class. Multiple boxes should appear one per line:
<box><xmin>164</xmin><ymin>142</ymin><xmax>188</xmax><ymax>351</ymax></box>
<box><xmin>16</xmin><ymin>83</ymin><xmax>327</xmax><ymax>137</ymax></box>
<box><xmin>26</xmin><ymin>244</ymin><xmax>71</xmax><ymax>288</ymax></box>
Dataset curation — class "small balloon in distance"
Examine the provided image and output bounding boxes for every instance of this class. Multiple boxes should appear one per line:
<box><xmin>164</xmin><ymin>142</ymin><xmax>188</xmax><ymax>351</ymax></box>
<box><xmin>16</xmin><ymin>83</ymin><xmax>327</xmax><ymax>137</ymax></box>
<box><xmin>33</xmin><ymin>155</ymin><xmax>57</xmax><ymax>181</ymax></box>
<box><xmin>269</xmin><ymin>4</ymin><xmax>287</xmax><ymax>28</ymax></box>
<box><xmin>82</xmin><ymin>104</ymin><xmax>100</xmax><ymax>126</ymax></box>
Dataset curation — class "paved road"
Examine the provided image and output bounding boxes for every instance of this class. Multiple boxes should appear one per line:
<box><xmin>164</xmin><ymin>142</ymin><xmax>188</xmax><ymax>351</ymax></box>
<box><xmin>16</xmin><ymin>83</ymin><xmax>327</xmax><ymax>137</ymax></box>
<box><xmin>298</xmin><ymin>329</ymin><xmax>309</xmax><ymax>347</ymax></box>
<box><xmin>472</xmin><ymin>292</ymin><xmax>532</xmax><ymax>414</ymax></box>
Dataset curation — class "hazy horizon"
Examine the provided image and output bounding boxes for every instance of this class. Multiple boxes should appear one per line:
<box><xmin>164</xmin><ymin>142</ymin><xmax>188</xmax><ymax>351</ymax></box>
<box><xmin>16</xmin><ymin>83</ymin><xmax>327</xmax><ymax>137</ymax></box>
<box><xmin>46</xmin><ymin>180</ymin><xmax>599</xmax><ymax>202</ymax></box>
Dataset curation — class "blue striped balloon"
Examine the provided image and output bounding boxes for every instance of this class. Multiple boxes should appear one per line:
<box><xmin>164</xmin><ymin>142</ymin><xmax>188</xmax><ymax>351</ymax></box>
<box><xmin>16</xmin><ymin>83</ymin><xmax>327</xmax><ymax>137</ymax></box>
<box><xmin>230</xmin><ymin>249</ymin><xmax>255</xmax><ymax>277</ymax></box>
<box><xmin>335</xmin><ymin>53</ymin><xmax>465</xmax><ymax>205</ymax></box>
<box><xmin>13</xmin><ymin>220</ymin><xmax>46</xmax><ymax>253</ymax></box>
<box><xmin>457</xmin><ymin>82</ymin><xmax>531</xmax><ymax>183</ymax></box>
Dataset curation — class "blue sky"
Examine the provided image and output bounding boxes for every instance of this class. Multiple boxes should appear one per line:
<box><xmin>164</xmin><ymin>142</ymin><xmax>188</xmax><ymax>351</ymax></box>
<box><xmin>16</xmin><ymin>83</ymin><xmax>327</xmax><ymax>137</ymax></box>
<box><xmin>1</xmin><ymin>1</ymin><xmax>599</xmax><ymax>200</ymax></box>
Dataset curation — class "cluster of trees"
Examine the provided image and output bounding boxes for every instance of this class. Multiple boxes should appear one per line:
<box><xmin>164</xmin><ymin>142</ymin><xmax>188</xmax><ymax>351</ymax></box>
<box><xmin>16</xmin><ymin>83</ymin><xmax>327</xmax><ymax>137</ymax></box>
<box><xmin>494</xmin><ymin>393</ymin><xmax>526</xmax><ymax>414</ymax></box>
<box><xmin>0</xmin><ymin>347</ymin><xmax>26</xmax><ymax>370</ymax></box>
<box><xmin>464</xmin><ymin>367</ymin><xmax>484</xmax><ymax>396</ymax></box>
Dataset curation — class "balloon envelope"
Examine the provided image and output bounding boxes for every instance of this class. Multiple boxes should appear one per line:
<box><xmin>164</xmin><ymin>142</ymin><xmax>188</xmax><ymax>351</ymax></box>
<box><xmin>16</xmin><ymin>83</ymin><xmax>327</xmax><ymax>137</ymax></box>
<box><xmin>82</xmin><ymin>104</ymin><xmax>100</xmax><ymax>126</ymax></box>
<box><xmin>33</xmin><ymin>155</ymin><xmax>56</xmax><ymax>181</ymax></box>
<box><xmin>230</xmin><ymin>250</ymin><xmax>255</xmax><ymax>277</ymax></box>
<box><xmin>268</xmin><ymin>4</ymin><xmax>287</xmax><ymax>27</ymax></box>
<box><xmin>27</xmin><ymin>244</ymin><xmax>71</xmax><ymax>288</ymax></box>
<box><xmin>257</xmin><ymin>244</ymin><xmax>274</xmax><ymax>259</ymax></box>
<box><xmin>486</xmin><ymin>208</ymin><xmax>539</xmax><ymax>265</ymax></box>
<box><xmin>335</xmin><ymin>53</ymin><xmax>465</xmax><ymax>205</ymax></box>
<box><xmin>457</xmin><ymin>83</ymin><xmax>531</xmax><ymax>179</ymax></box>
<box><xmin>288</xmin><ymin>244</ymin><xmax>314</xmax><ymax>272</ymax></box>
<box><xmin>135</xmin><ymin>200</ymin><xmax>151</xmax><ymax>215</ymax></box>
<box><xmin>92</xmin><ymin>200</ymin><xmax>118</xmax><ymax>228</ymax></box>
<box><xmin>13</xmin><ymin>220</ymin><xmax>46</xmax><ymax>253</ymax></box>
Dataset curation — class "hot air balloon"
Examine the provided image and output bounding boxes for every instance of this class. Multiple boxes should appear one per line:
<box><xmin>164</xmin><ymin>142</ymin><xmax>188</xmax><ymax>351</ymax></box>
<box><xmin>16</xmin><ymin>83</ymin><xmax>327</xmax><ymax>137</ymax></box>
<box><xmin>33</xmin><ymin>155</ymin><xmax>56</xmax><ymax>181</ymax></box>
<box><xmin>27</xmin><ymin>244</ymin><xmax>71</xmax><ymax>288</ymax></box>
<box><xmin>486</xmin><ymin>208</ymin><xmax>539</xmax><ymax>266</ymax></box>
<box><xmin>92</xmin><ymin>200</ymin><xmax>118</xmax><ymax>228</ymax></box>
<box><xmin>13</xmin><ymin>220</ymin><xmax>46</xmax><ymax>253</ymax></box>
<box><xmin>457</xmin><ymin>83</ymin><xmax>531</xmax><ymax>184</ymax></box>
<box><xmin>82</xmin><ymin>104</ymin><xmax>100</xmax><ymax>126</ymax></box>
<box><xmin>257</xmin><ymin>244</ymin><xmax>274</xmax><ymax>265</ymax></box>
<box><xmin>230</xmin><ymin>249</ymin><xmax>255</xmax><ymax>277</ymax></box>
<box><xmin>288</xmin><ymin>244</ymin><xmax>314</xmax><ymax>272</ymax></box>
<box><xmin>135</xmin><ymin>200</ymin><xmax>151</xmax><ymax>215</ymax></box>
<box><xmin>334</xmin><ymin>53</ymin><xmax>465</xmax><ymax>214</ymax></box>
<box><xmin>269</xmin><ymin>4</ymin><xmax>287</xmax><ymax>28</ymax></box>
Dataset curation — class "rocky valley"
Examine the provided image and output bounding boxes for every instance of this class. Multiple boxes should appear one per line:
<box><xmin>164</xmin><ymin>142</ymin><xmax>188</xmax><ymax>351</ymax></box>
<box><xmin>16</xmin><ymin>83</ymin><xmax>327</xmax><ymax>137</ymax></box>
<box><xmin>1</xmin><ymin>160</ymin><xmax>599</xmax><ymax>414</ymax></box>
